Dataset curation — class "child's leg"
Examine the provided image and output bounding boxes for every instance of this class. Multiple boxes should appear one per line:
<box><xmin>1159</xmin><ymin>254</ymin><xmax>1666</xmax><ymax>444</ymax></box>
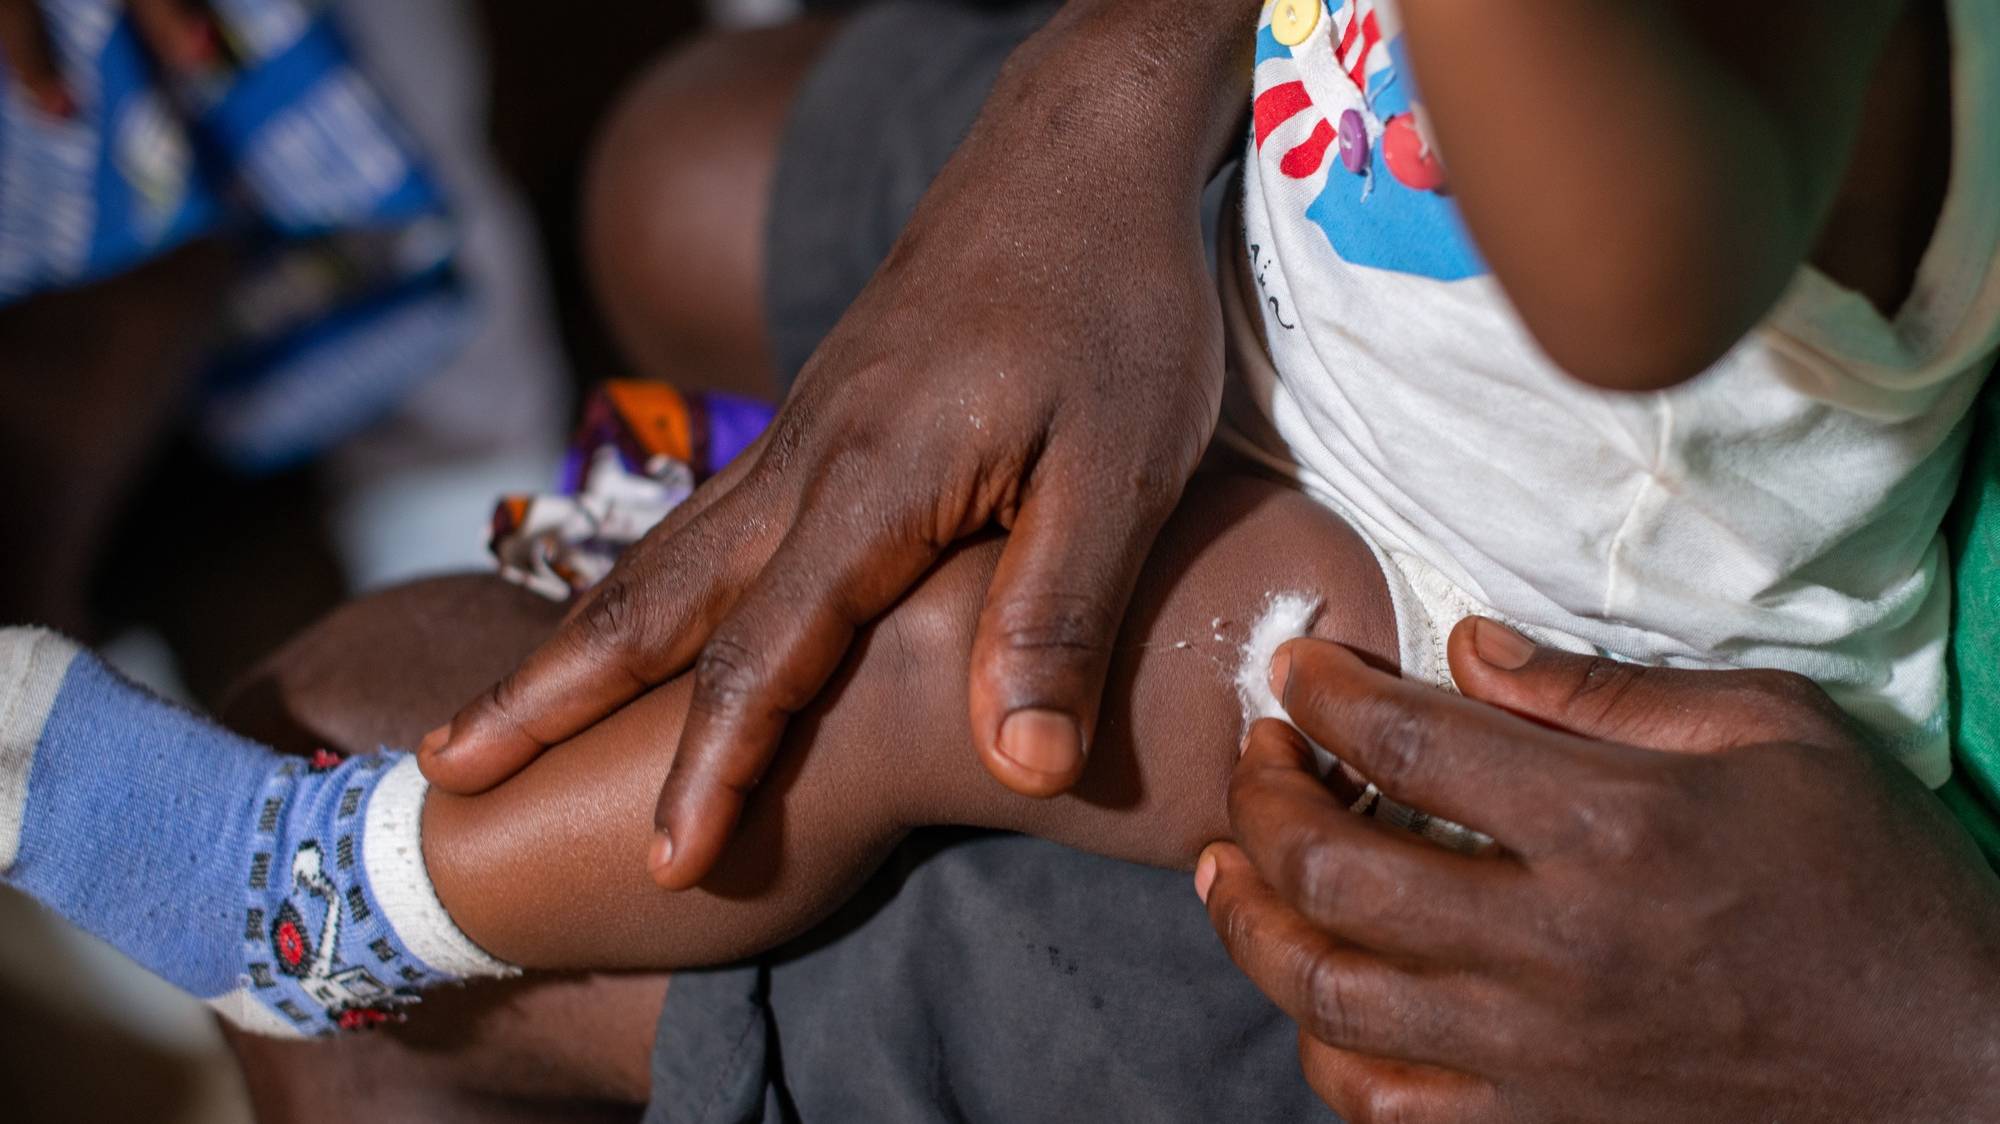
<box><xmin>0</xmin><ymin>628</ymin><xmax>516</xmax><ymax>1036</ymax></box>
<box><xmin>2</xmin><ymin>570</ymin><xmax>674</xmax><ymax>1071</ymax></box>
<box><xmin>218</xmin><ymin>577</ymin><xmax>664</xmax><ymax>1114</ymax></box>
<box><xmin>423</xmin><ymin>471</ymin><xmax>1394</xmax><ymax>970</ymax></box>
<box><xmin>0</xmin><ymin>470</ymin><xmax>1390</xmax><ymax>1031</ymax></box>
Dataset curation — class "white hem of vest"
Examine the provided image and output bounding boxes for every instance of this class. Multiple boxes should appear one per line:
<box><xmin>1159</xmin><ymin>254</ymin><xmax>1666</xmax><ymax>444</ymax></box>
<box><xmin>0</xmin><ymin>628</ymin><xmax>80</xmax><ymax>872</ymax></box>
<box><xmin>361</xmin><ymin>755</ymin><xmax>518</xmax><ymax>980</ymax></box>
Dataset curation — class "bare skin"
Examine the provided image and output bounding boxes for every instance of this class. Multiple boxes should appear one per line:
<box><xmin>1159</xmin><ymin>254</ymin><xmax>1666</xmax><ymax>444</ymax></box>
<box><xmin>421</xmin><ymin>470</ymin><xmax>1393</xmax><ymax>969</ymax></box>
<box><xmin>583</xmin><ymin>20</ymin><xmax>841</xmax><ymax>400</ymax></box>
<box><xmin>211</xmin><ymin>465</ymin><xmax>1391</xmax><ymax>1119</ymax></box>
<box><xmin>215</xmin><ymin>0</ymin><xmax>1961</xmax><ymax>1114</ymax></box>
<box><xmin>1398</xmin><ymin>0</ymin><xmax>1948</xmax><ymax>388</ymax></box>
<box><xmin>219</xmin><ymin>577</ymin><xmax>664</xmax><ymax>1120</ymax></box>
<box><xmin>426</xmin><ymin>0</ymin><xmax>1262</xmax><ymax>892</ymax></box>
<box><xmin>427</xmin><ymin>0</ymin><xmax>1959</xmax><ymax>904</ymax></box>
<box><xmin>211</xmin><ymin>21</ymin><xmax>854</xmax><ymax>1121</ymax></box>
<box><xmin>222</xmin><ymin>974</ymin><xmax>661</xmax><ymax>1124</ymax></box>
<box><xmin>1202</xmin><ymin>624</ymin><xmax>2000</xmax><ymax>1122</ymax></box>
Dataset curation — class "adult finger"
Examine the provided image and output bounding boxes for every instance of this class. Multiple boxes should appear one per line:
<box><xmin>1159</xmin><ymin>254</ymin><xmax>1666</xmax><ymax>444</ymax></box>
<box><xmin>1445</xmin><ymin>617</ymin><xmax>1853</xmax><ymax>752</ymax></box>
<box><xmin>0</xmin><ymin>0</ymin><xmax>72</xmax><ymax>116</ymax></box>
<box><xmin>1229</xmin><ymin>718</ymin><xmax>1534</xmax><ymax>965</ymax></box>
<box><xmin>424</xmin><ymin>425</ymin><xmax>776</xmax><ymax>788</ymax></box>
<box><xmin>1296</xmin><ymin>1038</ymin><xmax>1505</xmax><ymax>1124</ymax></box>
<box><xmin>419</xmin><ymin>480</ymin><xmax>777</xmax><ymax>794</ymax></box>
<box><xmin>1198</xmin><ymin>840</ymin><xmax>1488</xmax><ymax>1069</ymax></box>
<box><xmin>967</xmin><ymin>439</ymin><xmax>1185</xmax><ymax>796</ymax></box>
<box><xmin>649</xmin><ymin>498</ymin><xmax>947</xmax><ymax>888</ymax></box>
<box><xmin>129</xmin><ymin>0</ymin><xmax>218</xmax><ymax>70</ymax></box>
<box><xmin>1271</xmin><ymin>638</ymin><xmax>1608</xmax><ymax>852</ymax></box>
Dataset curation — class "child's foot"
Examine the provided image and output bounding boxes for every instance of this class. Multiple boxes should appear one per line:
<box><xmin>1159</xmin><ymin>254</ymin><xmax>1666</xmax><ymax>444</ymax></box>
<box><xmin>0</xmin><ymin>628</ymin><xmax>514</xmax><ymax>1036</ymax></box>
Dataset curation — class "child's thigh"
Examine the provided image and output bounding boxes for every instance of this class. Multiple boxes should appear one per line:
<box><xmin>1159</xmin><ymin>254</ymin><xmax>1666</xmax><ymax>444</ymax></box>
<box><xmin>419</xmin><ymin>470</ymin><xmax>1394</xmax><ymax>970</ymax></box>
<box><xmin>918</xmin><ymin>469</ymin><xmax>1397</xmax><ymax>864</ymax></box>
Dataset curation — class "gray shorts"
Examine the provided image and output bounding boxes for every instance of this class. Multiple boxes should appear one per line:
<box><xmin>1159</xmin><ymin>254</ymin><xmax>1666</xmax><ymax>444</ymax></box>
<box><xmin>648</xmin><ymin>6</ymin><xmax>1334</xmax><ymax>1122</ymax></box>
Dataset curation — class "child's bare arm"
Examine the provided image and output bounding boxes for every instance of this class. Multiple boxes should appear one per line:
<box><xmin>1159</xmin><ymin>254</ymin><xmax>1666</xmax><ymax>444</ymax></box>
<box><xmin>420</xmin><ymin>473</ymin><xmax>1395</xmax><ymax>972</ymax></box>
<box><xmin>1398</xmin><ymin>0</ymin><xmax>1909</xmax><ymax>389</ymax></box>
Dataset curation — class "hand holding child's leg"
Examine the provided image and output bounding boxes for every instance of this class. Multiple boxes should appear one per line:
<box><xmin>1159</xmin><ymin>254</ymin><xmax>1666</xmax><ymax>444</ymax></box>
<box><xmin>420</xmin><ymin>472</ymin><xmax>1395</xmax><ymax>970</ymax></box>
<box><xmin>0</xmin><ymin>470</ymin><xmax>1394</xmax><ymax>1033</ymax></box>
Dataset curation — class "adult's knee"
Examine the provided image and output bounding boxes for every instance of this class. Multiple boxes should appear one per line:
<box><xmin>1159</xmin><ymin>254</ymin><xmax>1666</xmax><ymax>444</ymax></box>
<box><xmin>220</xmin><ymin>576</ymin><xmax>562</xmax><ymax>755</ymax></box>
<box><xmin>583</xmin><ymin>22</ymin><xmax>840</xmax><ymax>397</ymax></box>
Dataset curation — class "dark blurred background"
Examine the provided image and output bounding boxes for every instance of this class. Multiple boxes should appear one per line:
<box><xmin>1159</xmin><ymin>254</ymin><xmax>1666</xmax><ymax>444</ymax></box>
<box><xmin>0</xmin><ymin>2</ymin><xmax>721</xmax><ymax>1119</ymax></box>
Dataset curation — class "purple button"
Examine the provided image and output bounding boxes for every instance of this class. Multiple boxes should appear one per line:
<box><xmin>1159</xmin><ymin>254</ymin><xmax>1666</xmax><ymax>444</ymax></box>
<box><xmin>1337</xmin><ymin>109</ymin><xmax>1370</xmax><ymax>175</ymax></box>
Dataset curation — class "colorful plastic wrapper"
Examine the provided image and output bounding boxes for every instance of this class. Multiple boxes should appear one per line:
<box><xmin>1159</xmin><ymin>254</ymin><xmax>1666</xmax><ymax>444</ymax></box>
<box><xmin>490</xmin><ymin>381</ymin><xmax>776</xmax><ymax>601</ymax></box>
<box><xmin>0</xmin><ymin>0</ymin><xmax>470</xmax><ymax>471</ymax></box>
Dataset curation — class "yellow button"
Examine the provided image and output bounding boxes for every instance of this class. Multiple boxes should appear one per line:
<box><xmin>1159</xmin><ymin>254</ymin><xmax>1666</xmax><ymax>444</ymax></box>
<box><xmin>1271</xmin><ymin>0</ymin><xmax>1319</xmax><ymax>46</ymax></box>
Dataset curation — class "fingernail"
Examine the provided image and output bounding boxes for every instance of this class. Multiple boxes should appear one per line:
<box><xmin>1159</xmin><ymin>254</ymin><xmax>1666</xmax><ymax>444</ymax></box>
<box><xmin>648</xmin><ymin>832</ymin><xmax>674</xmax><ymax>877</ymax></box>
<box><xmin>1268</xmin><ymin>644</ymin><xmax>1293</xmax><ymax>700</ymax></box>
<box><xmin>1193</xmin><ymin>846</ymin><xmax>1219</xmax><ymax>904</ymax></box>
<box><xmin>1472</xmin><ymin>618</ymin><xmax>1536</xmax><ymax>671</ymax></box>
<box><xmin>998</xmin><ymin>709</ymin><xmax>1084</xmax><ymax>779</ymax></box>
<box><xmin>417</xmin><ymin>723</ymin><xmax>452</xmax><ymax>758</ymax></box>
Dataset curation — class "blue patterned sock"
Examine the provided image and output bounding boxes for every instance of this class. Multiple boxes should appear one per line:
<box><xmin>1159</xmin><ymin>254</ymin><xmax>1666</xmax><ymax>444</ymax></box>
<box><xmin>0</xmin><ymin>628</ymin><xmax>515</xmax><ymax>1037</ymax></box>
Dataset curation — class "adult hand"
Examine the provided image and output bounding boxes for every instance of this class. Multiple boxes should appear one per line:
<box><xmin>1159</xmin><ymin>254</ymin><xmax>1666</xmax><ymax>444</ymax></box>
<box><xmin>0</xmin><ymin>0</ymin><xmax>216</xmax><ymax>117</ymax></box>
<box><xmin>1200</xmin><ymin>616</ymin><xmax>2000</xmax><ymax>1122</ymax></box>
<box><xmin>421</xmin><ymin>0</ymin><xmax>1258</xmax><ymax>889</ymax></box>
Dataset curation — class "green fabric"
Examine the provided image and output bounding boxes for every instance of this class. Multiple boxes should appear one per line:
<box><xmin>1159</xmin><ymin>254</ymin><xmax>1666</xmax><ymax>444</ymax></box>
<box><xmin>1948</xmin><ymin>379</ymin><xmax>2000</xmax><ymax>867</ymax></box>
<box><xmin>1938</xmin><ymin>778</ymin><xmax>2000</xmax><ymax>867</ymax></box>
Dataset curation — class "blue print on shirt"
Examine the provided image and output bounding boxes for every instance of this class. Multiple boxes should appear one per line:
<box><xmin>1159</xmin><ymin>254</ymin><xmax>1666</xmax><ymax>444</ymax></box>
<box><xmin>1256</xmin><ymin>24</ymin><xmax>1293</xmax><ymax>66</ymax></box>
<box><xmin>1299</xmin><ymin>24</ymin><xmax>1488</xmax><ymax>281</ymax></box>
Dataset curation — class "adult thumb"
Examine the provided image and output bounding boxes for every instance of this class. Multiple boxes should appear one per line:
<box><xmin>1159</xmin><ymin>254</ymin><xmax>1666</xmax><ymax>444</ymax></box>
<box><xmin>1445</xmin><ymin>617</ymin><xmax>1846</xmax><ymax>753</ymax></box>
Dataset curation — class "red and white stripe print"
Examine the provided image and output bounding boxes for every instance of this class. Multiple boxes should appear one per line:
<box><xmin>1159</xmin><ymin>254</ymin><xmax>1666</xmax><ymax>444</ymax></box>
<box><xmin>1331</xmin><ymin>0</ymin><xmax>1387</xmax><ymax>92</ymax></box>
